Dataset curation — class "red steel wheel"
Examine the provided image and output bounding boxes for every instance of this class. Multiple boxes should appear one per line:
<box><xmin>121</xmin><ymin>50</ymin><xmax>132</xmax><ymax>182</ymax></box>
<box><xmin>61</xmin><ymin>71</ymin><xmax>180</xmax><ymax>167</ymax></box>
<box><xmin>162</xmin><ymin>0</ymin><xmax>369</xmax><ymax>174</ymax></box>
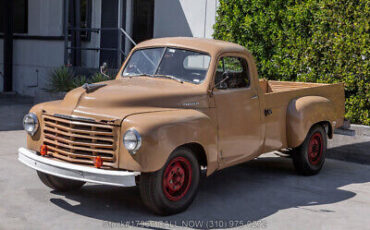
<box><xmin>162</xmin><ymin>156</ymin><xmax>192</xmax><ymax>201</ymax></box>
<box><xmin>307</xmin><ymin>132</ymin><xmax>323</xmax><ymax>165</ymax></box>
<box><xmin>139</xmin><ymin>147</ymin><xmax>200</xmax><ymax>215</ymax></box>
<box><xmin>292</xmin><ymin>124</ymin><xmax>327</xmax><ymax>176</ymax></box>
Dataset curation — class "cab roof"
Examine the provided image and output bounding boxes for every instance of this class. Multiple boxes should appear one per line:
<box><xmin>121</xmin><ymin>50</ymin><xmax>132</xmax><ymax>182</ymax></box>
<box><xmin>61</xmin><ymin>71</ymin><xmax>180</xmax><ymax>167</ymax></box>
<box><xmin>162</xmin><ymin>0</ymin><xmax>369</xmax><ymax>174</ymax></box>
<box><xmin>134</xmin><ymin>37</ymin><xmax>249</xmax><ymax>56</ymax></box>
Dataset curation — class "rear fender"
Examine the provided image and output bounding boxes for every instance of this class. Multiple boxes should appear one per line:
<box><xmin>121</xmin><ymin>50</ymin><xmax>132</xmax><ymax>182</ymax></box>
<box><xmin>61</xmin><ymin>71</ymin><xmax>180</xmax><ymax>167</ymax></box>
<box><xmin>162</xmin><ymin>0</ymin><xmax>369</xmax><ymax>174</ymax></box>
<box><xmin>287</xmin><ymin>96</ymin><xmax>336</xmax><ymax>148</ymax></box>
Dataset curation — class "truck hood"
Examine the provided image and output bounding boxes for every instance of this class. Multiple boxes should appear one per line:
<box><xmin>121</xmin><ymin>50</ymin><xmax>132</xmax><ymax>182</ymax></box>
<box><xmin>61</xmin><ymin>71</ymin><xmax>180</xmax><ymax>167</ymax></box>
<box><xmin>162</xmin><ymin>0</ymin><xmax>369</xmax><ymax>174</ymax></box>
<box><xmin>40</xmin><ymin>77</ymin><xmax>209</xmax><ymax>123</ymax></box>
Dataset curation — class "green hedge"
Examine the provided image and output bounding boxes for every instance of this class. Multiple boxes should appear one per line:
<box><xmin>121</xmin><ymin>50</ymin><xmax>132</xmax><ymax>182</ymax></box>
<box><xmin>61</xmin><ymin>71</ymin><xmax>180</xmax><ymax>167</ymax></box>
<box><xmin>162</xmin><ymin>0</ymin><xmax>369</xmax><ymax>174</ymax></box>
<box><xmin>213</xmin><ymin>0</ymin><xmax>369</xmax><ymax>125</ymax></box>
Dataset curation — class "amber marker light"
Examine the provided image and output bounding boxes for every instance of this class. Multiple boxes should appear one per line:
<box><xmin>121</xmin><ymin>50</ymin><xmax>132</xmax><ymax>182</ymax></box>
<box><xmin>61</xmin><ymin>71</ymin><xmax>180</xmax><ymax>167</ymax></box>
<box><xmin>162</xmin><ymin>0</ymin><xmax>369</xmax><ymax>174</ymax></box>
<box><xmin>94</xmin><ymin>156</ymin><xmax>103</xmax><ymax>168</ymax></box>
<box><xmin>40</xmin><ymin>145</ymin><xmax>48</xmax><ymax>156</ymax></box>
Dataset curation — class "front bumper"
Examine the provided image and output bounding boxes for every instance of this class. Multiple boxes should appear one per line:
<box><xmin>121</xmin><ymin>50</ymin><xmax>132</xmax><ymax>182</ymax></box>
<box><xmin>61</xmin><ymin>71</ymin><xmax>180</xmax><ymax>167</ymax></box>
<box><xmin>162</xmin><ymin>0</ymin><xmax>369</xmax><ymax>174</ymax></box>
<box><xmin>18</xmin><ymin>147</ymin><xmax>140</xmax><ymax>187</ymax></box>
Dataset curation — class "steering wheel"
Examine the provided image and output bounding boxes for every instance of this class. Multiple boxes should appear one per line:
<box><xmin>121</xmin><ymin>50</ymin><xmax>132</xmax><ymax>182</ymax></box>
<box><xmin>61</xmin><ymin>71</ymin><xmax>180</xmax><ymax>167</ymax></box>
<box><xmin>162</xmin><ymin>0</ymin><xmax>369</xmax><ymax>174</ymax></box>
<box><xmin>216</xmin><ymin>72</ymin><xmax>230</xmax><ymax>89</ymax></box>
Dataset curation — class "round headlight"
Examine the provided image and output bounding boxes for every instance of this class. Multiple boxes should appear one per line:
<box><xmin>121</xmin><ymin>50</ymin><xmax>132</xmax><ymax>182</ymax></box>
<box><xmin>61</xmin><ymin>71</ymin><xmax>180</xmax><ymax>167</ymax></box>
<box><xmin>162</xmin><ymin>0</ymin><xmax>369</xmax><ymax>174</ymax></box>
<box><xmin>123</xmin><ymin>129</ymin><xmax>142</xmax><ymax>154</ymax></box>
<box><xmin>23</xmin><ymin>113</ymin><xmax>39</xmax><ymax>136</ymax></box>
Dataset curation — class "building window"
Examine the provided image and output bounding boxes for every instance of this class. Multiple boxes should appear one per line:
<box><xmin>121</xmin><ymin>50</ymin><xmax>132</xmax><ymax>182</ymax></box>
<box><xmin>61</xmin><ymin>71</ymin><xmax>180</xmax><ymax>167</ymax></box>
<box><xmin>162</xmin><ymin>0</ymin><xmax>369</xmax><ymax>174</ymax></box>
<box><xmin>132</xmin><ymin>0</ymin><xmax>154</xmax><ymax>43</ymax></box>
<box><xmin>68</xmin><ymin>0</ymin><xmax>92</xmax><ymax>39</ymax></box>
<box><xmin>0</xmin><ymin>0</ymin><xmax>28</xmax><ymax>34</ymax></box>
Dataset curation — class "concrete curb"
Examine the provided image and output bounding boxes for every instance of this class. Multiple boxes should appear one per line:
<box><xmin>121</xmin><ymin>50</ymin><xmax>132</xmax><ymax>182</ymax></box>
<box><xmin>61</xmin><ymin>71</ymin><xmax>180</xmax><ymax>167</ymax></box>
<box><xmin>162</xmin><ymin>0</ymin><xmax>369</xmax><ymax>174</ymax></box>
<box><xmin>349</xmin><ymin>124</ymin><xmax>370</xmax><ymax>137</ymax></box>
<box><xmin>327</xmin><ymin>124</ymin><xmax>370</xmax><ymax>165</ymax></box>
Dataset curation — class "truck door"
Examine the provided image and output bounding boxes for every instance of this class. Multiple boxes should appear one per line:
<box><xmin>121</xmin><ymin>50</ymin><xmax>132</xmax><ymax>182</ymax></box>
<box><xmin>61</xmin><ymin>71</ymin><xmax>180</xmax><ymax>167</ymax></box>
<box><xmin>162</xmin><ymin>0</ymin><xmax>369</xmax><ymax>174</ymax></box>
<box><xmin>213</xmin><ymin>56</ymin><xmax>262</xmax><ymax>163</ymax></box>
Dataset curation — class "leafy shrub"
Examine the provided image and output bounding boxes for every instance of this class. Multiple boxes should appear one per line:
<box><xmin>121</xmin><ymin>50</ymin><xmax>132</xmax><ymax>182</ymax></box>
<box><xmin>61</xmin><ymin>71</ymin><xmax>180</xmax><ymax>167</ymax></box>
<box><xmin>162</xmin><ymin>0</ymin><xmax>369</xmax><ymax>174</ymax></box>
<box><xmin>48</xmin><ymin>66</ymin><xmax>115</xmax><ymax>92</ymax></box>
<box><xmin>47</xmin><ymin>66</ymin><xmax>75</xmax><ymax>92</ymax></box>
<box><xmin>90</xmin><ymin>72</ymin><xmax>112</xmax><ymax>83</ymax></box>
<box><xmin>214</xmin><ymin>0</ymin><xmax>369</xmax><ymax>125</ymax></box>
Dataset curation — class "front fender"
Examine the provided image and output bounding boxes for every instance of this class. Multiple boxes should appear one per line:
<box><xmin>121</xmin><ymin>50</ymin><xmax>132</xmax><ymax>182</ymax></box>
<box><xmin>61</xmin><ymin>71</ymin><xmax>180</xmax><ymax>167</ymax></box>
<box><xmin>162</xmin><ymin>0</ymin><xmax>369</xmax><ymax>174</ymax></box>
<box><xmin>287</xmin><ymin>96</ymin><xmax>336</xmax><ymax>148</ymax></box>
<box><xmin>118</xmin><ymin>109</ymin><xmax>218</xmax><ymax>175</ymax></box>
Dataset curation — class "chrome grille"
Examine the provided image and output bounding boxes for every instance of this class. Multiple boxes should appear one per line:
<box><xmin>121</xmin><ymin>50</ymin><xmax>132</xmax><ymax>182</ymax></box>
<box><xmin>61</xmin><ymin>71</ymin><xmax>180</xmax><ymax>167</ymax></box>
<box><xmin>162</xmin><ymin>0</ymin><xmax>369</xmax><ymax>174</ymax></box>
<box><xmin>42</xmin><ymin>114</ymin><xmax>117</xmax><ymax>167</ymax></box>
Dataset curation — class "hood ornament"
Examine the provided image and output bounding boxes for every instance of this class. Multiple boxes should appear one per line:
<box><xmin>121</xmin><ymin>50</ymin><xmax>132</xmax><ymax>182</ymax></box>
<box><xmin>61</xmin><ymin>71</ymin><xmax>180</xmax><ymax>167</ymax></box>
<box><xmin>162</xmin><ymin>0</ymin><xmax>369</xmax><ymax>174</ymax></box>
<box><xmin>82</xmin><ymin>83</ymin><xmax>107</xmax><ymax>93</ymax></box>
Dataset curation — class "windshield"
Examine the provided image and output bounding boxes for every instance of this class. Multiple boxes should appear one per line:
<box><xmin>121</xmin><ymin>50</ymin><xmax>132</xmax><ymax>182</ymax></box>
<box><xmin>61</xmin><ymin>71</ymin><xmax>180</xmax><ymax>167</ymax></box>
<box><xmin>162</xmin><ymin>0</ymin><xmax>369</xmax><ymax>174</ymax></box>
<box><xmin>122</xmin><ymin>47</ymin><xmax>211</xmax><ymax>84</ymax></box>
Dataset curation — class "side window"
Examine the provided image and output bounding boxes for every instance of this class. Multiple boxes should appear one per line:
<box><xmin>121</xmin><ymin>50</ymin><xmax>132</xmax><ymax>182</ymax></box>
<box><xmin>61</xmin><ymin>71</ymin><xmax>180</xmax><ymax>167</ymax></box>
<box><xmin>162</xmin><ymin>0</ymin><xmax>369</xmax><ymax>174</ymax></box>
<box><xmin>215</xmin><ymin>57</ymin><xmax>250</xmax><ymax>89</ymax></box>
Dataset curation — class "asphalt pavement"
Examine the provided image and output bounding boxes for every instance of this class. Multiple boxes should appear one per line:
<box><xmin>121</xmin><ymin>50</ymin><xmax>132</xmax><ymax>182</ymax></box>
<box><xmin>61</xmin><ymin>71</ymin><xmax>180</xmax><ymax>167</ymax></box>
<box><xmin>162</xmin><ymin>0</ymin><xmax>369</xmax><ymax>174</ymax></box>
<box><xmin>1</xmin><ymin>131</ymin><xmax>370</xmax><ymax>230</ymax></box>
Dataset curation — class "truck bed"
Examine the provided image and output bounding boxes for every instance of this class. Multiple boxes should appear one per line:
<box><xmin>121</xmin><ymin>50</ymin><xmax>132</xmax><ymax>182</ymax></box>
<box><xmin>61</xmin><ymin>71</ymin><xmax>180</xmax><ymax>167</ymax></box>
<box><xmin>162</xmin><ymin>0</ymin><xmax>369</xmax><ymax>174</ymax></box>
<box><xmin>259</xmin><ymin>79</ymin><xmax>345</xmax><ymax>152</ymax></box>
<box><xmin>259</xmin><ymin>79</ymin><xmax>333</xmax><ymax>93</ymax></box>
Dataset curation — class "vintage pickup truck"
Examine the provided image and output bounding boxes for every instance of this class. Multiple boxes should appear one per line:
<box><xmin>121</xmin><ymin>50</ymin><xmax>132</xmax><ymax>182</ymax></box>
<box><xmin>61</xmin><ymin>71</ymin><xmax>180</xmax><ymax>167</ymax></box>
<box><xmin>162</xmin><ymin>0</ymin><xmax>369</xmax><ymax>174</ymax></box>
<box><xmin>19</xmin><ymin>37</ymin><xmax>345</xmax><ymax>215</ymax></box>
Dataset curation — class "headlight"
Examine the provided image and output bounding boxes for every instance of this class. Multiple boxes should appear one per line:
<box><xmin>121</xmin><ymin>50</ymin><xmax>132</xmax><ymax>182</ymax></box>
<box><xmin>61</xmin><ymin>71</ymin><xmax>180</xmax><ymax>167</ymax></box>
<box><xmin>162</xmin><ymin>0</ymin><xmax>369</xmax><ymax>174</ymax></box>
<box><xmin>123</xmin><ymin>128</ymin><xmax>142</xmax><ymax>154</ymax></box>
<box><xmin>23</xmin><ymin>113</ymin><xmax>39</xmax><ymax>136</ymax></box>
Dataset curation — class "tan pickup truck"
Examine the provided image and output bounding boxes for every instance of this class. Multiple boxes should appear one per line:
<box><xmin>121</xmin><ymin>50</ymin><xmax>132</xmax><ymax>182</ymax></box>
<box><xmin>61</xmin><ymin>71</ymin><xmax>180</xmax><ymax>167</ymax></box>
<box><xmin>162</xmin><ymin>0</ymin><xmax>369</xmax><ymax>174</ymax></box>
<box><xmin>19</xmin><ymin>37</ymin><xmax>345</xmax><ymax>215</ymax></box>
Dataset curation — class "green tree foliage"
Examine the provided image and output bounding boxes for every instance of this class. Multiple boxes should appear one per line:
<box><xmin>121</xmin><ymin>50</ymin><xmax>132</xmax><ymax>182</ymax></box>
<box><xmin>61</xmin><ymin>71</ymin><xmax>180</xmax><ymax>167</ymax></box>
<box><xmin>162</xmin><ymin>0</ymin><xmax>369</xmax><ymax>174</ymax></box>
<box><xmin>214</xmin><ymin>0</ymin><xmax>370</xmax><ymax>125</ymax></box>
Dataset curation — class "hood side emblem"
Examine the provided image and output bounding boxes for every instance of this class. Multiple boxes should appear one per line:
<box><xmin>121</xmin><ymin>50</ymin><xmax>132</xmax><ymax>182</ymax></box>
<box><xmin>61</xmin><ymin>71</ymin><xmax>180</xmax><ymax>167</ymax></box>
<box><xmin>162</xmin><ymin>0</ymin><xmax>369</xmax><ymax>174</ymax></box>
<box><xmin>182</xmin><ymin>102</ymin><xmax>200</xmax><ymax>107</ymax></box>
<box><xmin>82</xmin><ymin>83</ymin><xmax>107</xmax><ymax>93</ymax></box>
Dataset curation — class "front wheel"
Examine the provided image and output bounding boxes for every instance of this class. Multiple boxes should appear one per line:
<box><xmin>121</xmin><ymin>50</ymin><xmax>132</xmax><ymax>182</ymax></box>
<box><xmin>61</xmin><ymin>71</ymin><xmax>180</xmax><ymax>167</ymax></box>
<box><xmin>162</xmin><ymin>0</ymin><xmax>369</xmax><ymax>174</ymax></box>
<box><xmin>37</xmin><ymin>171</ymin><xmax>86</xmax><ymax>192</ymax></box>
<box><xmin>139</xmin><ymin>147</ymin><xmax>200</xmax><ymax>215</ymax></box>
<box><xmin>292</xmin><ymin>124</ymin><xmax>327</xmax><ymax>175</ymax></box>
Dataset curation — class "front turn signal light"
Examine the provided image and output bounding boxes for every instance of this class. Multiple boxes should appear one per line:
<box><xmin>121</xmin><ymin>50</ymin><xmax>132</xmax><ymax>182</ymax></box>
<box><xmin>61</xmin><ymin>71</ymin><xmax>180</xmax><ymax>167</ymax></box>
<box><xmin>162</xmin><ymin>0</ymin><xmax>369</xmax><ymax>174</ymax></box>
<box><xmin>94</xmin><ymin>156</ymin><xmax>102</xmax><ymax>168</ymax></box>
<box><xmin>40</xmin><ymin>145</ymin><xmax>48</xmax><ymax>156</ymax></box>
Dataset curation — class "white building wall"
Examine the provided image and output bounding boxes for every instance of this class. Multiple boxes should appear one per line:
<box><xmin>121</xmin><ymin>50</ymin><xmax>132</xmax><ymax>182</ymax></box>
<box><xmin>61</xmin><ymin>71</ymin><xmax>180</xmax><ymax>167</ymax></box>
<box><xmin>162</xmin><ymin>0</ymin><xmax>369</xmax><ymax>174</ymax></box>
<box><xmin>28</xmin><ymin>0</ymin><xmax>64</xmax><ymax>36</ymax></box>
<box><xmin>12</xmin><ymin>40</ymin><xmax>65</xmax><ymax>96</ymax></box>
<box><xmin>81</xmin><ymin>0</ymin><xmax>101</xmax><ymax>68</ymax></box>
<box><xmin>0</xmin><ymin>0</ymin><xmax>101</xmax><ymax>95</ymax></box>
<box><xmin>153</xmin><ymin>0</ymin><xmax>218</xmax><ymax>38</ymax></box>
<box><xmin>204</xmin><ymin>0</ymin><xmax>218</xmax><ymax>38</ymax></box>
<box><xmin>0</xmin><ymin>0</ymin><xmax>219</xmax><ymax>95</ymax></box>
<box><xmin>0</xmin><ymin>0</ymin><xmax>65</xmax><ymax>95</ymax></box>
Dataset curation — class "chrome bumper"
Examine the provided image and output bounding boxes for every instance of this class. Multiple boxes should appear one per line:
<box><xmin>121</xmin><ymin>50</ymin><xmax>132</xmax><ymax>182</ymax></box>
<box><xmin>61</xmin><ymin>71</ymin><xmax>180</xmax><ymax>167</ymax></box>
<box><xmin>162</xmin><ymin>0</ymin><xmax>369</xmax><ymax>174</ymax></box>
<box><xmin>18</xmin><ymin>147</ymin><xmax>140</xmax><ymax>187</ymax></box>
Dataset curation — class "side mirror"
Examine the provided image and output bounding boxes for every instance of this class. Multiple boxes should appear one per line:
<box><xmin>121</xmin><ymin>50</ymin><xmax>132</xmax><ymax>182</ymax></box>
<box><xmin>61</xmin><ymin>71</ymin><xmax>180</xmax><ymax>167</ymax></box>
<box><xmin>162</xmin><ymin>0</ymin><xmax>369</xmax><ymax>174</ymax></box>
<box><xmin>100</xmin><ymin>62</ymin><xmax>109</xmax><ymax>78</ymax></box>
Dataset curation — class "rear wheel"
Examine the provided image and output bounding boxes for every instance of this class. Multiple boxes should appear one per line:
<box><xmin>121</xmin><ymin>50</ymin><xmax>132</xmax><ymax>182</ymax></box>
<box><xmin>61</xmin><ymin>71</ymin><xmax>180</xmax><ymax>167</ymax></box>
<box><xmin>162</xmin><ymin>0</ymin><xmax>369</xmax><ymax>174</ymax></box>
<box><xmin>139</xmin><ymin>147</ymin><xmax>200</xmax><ymax>215</ymax></box>
<box><xmin>37</xmin><ymin>171</ymin><xmax>85</xmax><ymax>192</ymax></box>
<box><xmin>292</xmin><ymin>124</ymin><xmax>327</xmax><ymax>175</ymax></box>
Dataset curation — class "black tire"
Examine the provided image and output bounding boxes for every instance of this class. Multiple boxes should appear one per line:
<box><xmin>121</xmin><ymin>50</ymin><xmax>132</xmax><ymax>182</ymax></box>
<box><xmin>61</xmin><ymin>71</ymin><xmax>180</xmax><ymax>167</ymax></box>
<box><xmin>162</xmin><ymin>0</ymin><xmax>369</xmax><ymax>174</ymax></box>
<box><xmin>292</xmin><ymin>124</ymin><xmax>327</xmax><ymax>175</ymax></box>
<box><xmin>139</xmin><ymin>147</ymin><xmax>200</xmax><ymax>215</ymax></box>
<box><xmin>37</xmin><ymin>171</ymin><xmax>85</xmax><ymax>192</ymax></box>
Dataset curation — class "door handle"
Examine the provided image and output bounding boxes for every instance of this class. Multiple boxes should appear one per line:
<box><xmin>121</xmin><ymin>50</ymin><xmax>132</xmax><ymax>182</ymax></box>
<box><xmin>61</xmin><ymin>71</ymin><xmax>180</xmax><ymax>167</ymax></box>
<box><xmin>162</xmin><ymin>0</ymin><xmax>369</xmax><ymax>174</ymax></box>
<box><xmin>264</xmin><ymin>109</ymin><xmax>272</xmax><ymax>116</ymax></box>
<box><xmin>250</xmin><ymin>95</ymin><xmax>258</xmax><ymax>99</ymax></box>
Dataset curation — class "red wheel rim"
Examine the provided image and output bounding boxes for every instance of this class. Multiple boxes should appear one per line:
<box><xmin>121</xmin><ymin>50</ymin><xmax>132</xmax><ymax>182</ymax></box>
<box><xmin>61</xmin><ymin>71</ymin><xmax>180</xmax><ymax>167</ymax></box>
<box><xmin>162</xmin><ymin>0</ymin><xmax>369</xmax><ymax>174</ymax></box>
<box><xmin>162</xmin><ymin>156</ymin><xmax>192</xmax><ymax>201</ymax></box>
<box><xmin>308</xmin><ymin>132</ymin><xmax>323</xmax><ymax>165</ymax></box>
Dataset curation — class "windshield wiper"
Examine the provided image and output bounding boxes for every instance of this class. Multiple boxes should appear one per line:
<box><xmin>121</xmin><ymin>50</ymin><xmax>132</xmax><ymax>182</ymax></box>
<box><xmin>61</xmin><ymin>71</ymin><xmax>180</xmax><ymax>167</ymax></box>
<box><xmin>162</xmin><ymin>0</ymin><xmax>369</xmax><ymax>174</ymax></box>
<box><xmin>123</xmin><ymin>73</ymin><xmax>184</xmax><ymax>83</ymax></box>
<box><xmin>152</xmin><ymin>74</ymin><xmax>184</xmax><ymax>83</ymax></box>
<box><xmin>124</xmin><ymin>73</ymin><xmax>152</xmax><ymax>78</ymax></box>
